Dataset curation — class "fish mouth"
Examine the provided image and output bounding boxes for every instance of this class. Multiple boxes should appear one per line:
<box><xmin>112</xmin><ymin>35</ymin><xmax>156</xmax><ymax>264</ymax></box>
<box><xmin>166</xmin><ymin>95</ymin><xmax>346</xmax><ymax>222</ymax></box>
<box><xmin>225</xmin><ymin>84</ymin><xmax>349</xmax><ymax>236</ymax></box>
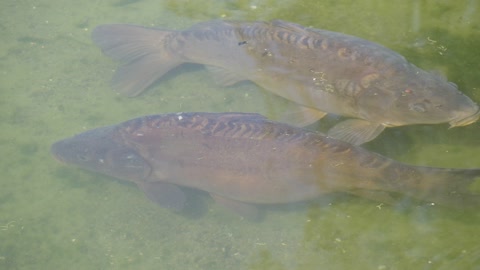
<box><xmin>50</xmin><ymin>141</ymin><xmax>67</xmax><ymax>164</ymax></box>
<box><xmin>50</xmin><ymin>142</ymin><xmax>64</xmax><ymax>163</ymax></box>
<box><xmin>449</xmin><ymin>108</ymin><xmax>480</xmax><ymax>127</ymax></box>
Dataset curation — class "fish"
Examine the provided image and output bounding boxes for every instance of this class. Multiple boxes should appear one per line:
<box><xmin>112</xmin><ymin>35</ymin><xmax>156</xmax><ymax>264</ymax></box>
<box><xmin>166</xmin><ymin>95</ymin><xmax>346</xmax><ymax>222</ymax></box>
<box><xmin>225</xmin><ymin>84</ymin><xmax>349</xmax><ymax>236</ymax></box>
<box><xmin>91</xmin><ymin>20</ymin><xmax>479</xmax><ymax>145</ymax></box>
<box><xmin>51</xmin><ymin>112</ymin><xmax>480</xmax><ymax>217</ymax></box>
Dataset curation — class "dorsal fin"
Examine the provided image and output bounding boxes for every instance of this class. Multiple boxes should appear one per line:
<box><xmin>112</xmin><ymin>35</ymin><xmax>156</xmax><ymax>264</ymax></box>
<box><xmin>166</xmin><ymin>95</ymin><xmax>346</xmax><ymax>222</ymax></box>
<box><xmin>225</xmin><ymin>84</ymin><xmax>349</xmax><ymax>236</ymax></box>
<box><xmin>271</xmin><ymin>20</ymin><xmax>309</xmax><ymax>34</ymax></box>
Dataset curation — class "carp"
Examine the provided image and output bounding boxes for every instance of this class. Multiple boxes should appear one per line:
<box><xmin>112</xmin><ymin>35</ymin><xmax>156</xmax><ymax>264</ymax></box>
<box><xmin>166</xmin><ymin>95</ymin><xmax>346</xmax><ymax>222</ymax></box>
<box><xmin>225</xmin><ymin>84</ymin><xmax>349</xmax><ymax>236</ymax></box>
<box><xmin>51</xmin><ymin>112</ymin><xmax>480</xmax><ymax>217</ymax></box>
<box><xmin>92</xmin><ymin>20</ymin><xmax>479</xmax><ymax>144</ymax></box>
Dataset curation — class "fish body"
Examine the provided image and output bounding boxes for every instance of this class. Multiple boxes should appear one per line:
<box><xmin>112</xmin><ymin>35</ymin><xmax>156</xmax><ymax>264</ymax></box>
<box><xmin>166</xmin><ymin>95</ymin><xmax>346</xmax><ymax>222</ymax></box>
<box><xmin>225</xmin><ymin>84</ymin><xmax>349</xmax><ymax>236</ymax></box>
<box><xmin>51</xmin><ymin>112</ymin><xmax>480</xmax><ymax>215</ymax></box>
<box><xmin>92</xmin><ymin>20</ymin><xmax>479</xmax><ymax>144</ymax></box>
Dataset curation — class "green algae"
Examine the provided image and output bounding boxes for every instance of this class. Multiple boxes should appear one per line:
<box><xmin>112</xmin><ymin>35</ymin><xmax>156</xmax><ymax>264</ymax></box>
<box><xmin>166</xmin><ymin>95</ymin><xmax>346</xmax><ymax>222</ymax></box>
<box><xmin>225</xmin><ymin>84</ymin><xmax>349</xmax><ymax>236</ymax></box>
<box><xmin>0</xmin><ymin>0</ymin><xmax>479</xmax><ymax>269</ymax></box>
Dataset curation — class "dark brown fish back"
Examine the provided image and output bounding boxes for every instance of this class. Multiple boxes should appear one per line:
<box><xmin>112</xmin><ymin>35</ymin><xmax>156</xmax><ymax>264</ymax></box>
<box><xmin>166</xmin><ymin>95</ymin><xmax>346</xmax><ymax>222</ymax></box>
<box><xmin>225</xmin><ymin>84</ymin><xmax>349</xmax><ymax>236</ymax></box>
<box><xmin>231</xmin><ymin>20</ymin><xmax>404</xmax><ymax>69</ymax></box>
<box><xmin>257</xmin><ymin>20</ymin><xmax>324</xmax><ymax>50</ymax></box>
<box><xmin>120</xmin><ymin>112</ymin><xmax>325</xmax><ymax>146</ymax></box>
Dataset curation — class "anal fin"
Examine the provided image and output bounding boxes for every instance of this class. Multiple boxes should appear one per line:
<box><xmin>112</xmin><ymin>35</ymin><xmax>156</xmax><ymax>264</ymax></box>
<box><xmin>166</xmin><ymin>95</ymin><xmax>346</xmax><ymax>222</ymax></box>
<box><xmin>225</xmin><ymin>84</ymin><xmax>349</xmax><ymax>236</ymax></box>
<box><xmin>205</xmin><ymin>65</ymin><xmax>247</xmax><ymax>86</ymax></box>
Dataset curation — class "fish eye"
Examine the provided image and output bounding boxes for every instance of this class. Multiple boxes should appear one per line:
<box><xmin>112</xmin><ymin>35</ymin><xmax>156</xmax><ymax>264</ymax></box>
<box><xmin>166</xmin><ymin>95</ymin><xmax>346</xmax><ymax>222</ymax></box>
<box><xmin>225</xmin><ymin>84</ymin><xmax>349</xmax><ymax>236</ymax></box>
<box><xmin>409</xmin><ymin>102</ymin><xmax>427</xmax><ymax>113</ymax></box>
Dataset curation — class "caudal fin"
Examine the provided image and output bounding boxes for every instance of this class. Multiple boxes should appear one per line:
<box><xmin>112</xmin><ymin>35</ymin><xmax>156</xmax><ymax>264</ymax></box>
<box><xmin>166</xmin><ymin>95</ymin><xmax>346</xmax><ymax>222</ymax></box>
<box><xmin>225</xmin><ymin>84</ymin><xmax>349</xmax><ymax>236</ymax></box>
<box><xmin>407</xmin><ymin>167</ymin><xmax>480</xmax><ymax>208</ymax></box>
<box><xmin>92</xmin><ymin>24</ymin><xmax>182</xmax><ymax>96</ymax></box>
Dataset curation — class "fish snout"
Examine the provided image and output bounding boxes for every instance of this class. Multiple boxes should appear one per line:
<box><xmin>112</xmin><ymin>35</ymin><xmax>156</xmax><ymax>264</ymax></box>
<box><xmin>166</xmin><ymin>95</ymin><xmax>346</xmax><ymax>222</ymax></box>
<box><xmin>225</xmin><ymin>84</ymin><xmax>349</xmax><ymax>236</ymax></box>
<box><xmin>50</xmin><ymin>141</ymin><xmax>68</xmax><ymax>164</ymax></box>
<box><xmin>449</xmin><ymin>107</ymin><xmax>480</xmax><ymax>128</ymax></box>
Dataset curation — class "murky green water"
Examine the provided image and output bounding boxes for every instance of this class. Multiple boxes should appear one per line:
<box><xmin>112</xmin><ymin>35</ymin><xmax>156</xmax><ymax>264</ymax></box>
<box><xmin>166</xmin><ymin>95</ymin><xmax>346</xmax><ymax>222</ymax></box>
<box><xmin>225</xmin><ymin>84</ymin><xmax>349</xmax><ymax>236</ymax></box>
<box><xmin>1</xmin><ymin>0</ymin><xmax>479</xmax><ymax>269</ymax></box>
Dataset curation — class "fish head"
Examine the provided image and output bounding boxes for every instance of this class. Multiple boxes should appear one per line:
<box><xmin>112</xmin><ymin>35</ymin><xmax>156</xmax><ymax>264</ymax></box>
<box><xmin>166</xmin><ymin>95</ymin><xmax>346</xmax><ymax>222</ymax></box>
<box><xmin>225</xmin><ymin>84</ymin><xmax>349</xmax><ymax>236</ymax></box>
<box><xmin>355</xmin><ymin>66</ymin><xmax>479</xmax><ymax>127</ymax></box>
<box><xmin>51</xmin><ymin>126</ymin><xmax>151</xmax><ymax>182</ymax></box>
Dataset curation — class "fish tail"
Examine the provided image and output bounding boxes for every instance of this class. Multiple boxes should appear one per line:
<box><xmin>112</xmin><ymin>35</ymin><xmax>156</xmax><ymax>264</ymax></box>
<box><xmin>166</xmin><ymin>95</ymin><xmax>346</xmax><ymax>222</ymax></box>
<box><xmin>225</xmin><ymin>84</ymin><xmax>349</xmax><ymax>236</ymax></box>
<box><xmin>92</xmin><ymin>24</ymin><xmax>183</xmax><ymax>96</ymax></box>
<box><xmin>403</xmin><ymin>167</ymin><xmax>480</xmax><ymax>208</ymax></box>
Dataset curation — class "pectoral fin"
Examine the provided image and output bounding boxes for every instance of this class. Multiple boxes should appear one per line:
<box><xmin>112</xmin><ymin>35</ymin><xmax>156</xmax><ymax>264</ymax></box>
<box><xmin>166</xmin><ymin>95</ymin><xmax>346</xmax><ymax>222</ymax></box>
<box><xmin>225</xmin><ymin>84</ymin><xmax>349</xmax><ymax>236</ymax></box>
<box><xmin>277</xmin><ymin>105</ymin><xmax>327</xmax><ymax>127</ymax></box>
<box><xmin>210</xmin><ymin>194</ymin><xmax>260</xmax><ymax>220</ymax></box>
<box><xmin>138</xmin><ymin>182</ymin><xmax>186</xmax><ymax>211</ymax></box>
<box><xmin>205</xmin><ymin>65</ymin><xmax>247</xmax><ymax>86</ymax></box>
<box><xmin>327</xmin><ymin>119</ymin><xmax>385</xmax><ymax>145</ymax></box>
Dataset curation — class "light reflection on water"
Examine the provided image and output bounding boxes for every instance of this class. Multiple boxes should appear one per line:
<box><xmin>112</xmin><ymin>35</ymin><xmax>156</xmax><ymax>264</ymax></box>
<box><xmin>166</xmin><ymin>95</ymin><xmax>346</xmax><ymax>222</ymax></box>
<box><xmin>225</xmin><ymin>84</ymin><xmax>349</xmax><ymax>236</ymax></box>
<box><xmin>0</xmin><ymin>0</ymin><xmax>479</xmax><ymax>269</ymax></box>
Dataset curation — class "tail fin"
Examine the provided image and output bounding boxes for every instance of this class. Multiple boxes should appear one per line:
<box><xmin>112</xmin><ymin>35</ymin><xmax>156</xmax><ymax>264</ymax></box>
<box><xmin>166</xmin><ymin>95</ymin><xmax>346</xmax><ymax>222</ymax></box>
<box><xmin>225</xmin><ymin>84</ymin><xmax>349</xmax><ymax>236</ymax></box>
<box><xmin>404</xmin><ymin>167</ymin><xmax>480</xmax><ymax>208</ymax></box>
<box><xmin>92</xmin><ymin>24</ymin><xmax>183</xmax><ymax>96</ymax></box>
